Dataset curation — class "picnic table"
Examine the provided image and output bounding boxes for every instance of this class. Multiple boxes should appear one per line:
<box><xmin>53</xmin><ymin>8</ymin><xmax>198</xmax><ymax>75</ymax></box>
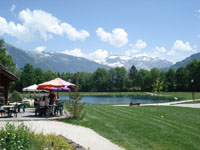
<box><xmin>47</xmin><ymin>103</ymin><xmax>64</xmax><ymax>116</ymax></box>
<box><xmin>1</xmin><ymin>105</ymin><xmax>17</xmax><ymax>117</ymax></box>
<box><xmin>10</xmin><ymin>103</ymin><xmax>25</xmax><ymax>112</ymax></box>
<box><xmin>35</xmin><ymin>103</ymin><xmax>64</xmax><ymax>117</ymax></box>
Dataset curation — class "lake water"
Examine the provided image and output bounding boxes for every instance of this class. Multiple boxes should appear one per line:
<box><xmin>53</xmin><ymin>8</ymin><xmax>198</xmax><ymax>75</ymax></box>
<box><xmin>59</xmin><ymin>96</ymin><xmax>173</xmax><ymax>105</ymax></box>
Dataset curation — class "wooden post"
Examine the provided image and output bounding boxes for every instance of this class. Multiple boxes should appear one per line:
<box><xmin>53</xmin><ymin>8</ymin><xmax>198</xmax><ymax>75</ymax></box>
<box><xmin>4</xmin><ymin>85</ymin><xmax>8</xmax><ymax>105</ymax></box>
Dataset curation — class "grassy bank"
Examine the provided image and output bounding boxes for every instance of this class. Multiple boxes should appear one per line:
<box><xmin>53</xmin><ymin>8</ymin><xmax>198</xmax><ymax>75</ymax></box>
<box><xmin>159</xmin><ymin>92</ymin><xmax>200</xmax><ymax>100</ymax></box>
<box><xmin>63</xmin><ymin>105</ymin><xmax>200</xmax><ymax>150</ymax></box>
<box><xmin>59</xmin><ymin>92</ymin><xmax>149</xmax><ymax>96</ymax></box>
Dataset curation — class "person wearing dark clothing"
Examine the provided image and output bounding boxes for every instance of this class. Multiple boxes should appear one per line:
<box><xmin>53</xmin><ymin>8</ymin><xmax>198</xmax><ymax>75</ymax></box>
<box><xmin>48</xmin><ymin>90</ymin><xmax>56</xmax><ymax>105</ymax></box>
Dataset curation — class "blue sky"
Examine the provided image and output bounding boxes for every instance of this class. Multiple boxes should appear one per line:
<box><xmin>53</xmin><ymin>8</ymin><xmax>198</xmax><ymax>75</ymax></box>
<box><xmin>0</xmin><ymin>0</ymin><xmax>200</xmax><ymax>64</ymax></box>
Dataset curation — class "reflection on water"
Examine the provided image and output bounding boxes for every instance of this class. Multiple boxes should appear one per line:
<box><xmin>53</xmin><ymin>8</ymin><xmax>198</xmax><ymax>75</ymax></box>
<box><xmin>59</xmin><ymin>95</ymin><xmax>173</xmax><ymax>105</ymax></box>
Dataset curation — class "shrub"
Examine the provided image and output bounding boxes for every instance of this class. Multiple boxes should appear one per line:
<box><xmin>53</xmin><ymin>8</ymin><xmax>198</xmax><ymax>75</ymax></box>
<box><xmin>65</xmin><ymin>74</ymin><xmax>86</xmax><ymax>120</ymax></box>
<box><xmin>0</xmin><ymin>123</ymin><xmax>34</xmax><ymax>150</ymax></box>
<box><xmin>9</xmin><ymin>90</ymin><xmax>22</xmax><ymax>102</ymax></box>
<box><xmin>0</xmin><ymin>123</ymin><xmax>73</xmax><ymax>150</ymax></box>
<box><xmin>34</xmin><ymin>134</ymin><xmax>74</xmax><ymax>150</ymax></box>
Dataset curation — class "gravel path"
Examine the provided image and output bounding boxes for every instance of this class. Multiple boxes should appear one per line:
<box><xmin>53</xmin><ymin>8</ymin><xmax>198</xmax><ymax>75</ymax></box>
<box><xmin>0</xmin><ymin>121</ymin><xmax>124</xmax><ymax>150</ymax></box>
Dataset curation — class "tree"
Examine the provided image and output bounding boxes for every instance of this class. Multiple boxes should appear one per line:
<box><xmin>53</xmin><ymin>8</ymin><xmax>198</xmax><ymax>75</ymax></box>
<box><xmin>20</xmin><ymin>64</ymin><xmax>36</xmax><ymax>89</ymax></box>
<box><xmin>175</xmin><ymin>67</ymin><xmax>189</xmax><ymax>91</ymax></box>
<box><xmin>114</xmin><ymin>67</ymin><xmax>128</xmax><ymax>91</ymax></box>
<box><xmin>152</xmin><ymin>78</ymin><xmax>163</xmax><ymax>93</ymax></box>
<box><xmin>107</xmin><ymin>68</ymin><xmax>116</xmax><ymax>91</ymax></box>
<box><xmin>135</xmin><ymin>69</ymin><xmax>149</xmax><ymax>91</ymax></box>
<box><xmin>128</xmin><ymin>65</ymin><xmax>137</xmax><ymax>90</ymax></box>
<box><xmin>92</xmin><ymin>68</ymin><xmax>108</xmax><ymax>92</ymax></box>
<box><xmin>34</xmin><ymin>68</ymin><xmax>45</xmax><ymax>84</ymax></box>
<box><xmin>43</xmin><ymin>70</ymin><xmax>57</xmax><ymax>81</ymax></box>
<box><xmin>65</xmin><ymin>74</ymin><xmax>86</xmax><ymax>119</ymax></box>
<box><xmin>165</xmin><ymin>68</ymin><xmax>176</xmax><ymax>91</ymax></box>
<box><xmin>0</xmin><ymin>39</ymin><xmax>16</xmax><ymax>72</ymax></box>
<box><xmin>129</xmin><ymin>65</ymin><xmax>137</xmax><ymax>80</ymax></box>
<box><xmin>150</xmin><ymin>68</ymin><xmax>160</xmax><ymax>87</ymax></box>
<box><xmin>78</xmin><ymin>72</ymin><xmax>92</xmax><ymax>92</ymax></box>
<box><xmin>9</xmin><ymin>90</ymin><xmax>22</xmax><ymax>102</ymax></box>
<box><xmin>186</xmin><ymin>59</ymin><xmax>200</xmax><ymax>91</ymax></box>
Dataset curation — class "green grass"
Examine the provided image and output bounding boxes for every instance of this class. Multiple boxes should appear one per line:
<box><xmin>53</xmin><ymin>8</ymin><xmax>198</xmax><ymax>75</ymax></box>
<box><xmin>59</xmin><ymin>92</ymin><xmax>149</xmax><ymax>96</ymax></box>
<box><xmin>63</xmin><ymin>105</ymin><xmax>200</xmax><ymax>150</ymax></box>
<box><xmin>159</xmin><ymin>92</ymin><xmax>200</xmax><ymax>100</ymax></box>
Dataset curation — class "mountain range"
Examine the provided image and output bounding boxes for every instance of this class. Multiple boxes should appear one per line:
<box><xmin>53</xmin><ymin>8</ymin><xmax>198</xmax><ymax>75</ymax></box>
<box><xmin>105</xmin><ymin>55</ymin><xmax>173</xmax><ymax>70</ymax></box>
<box><xmin>170</xmin><ymin>53</ymin><xmax>200</xmax><ymax>70</ymax></box>
<box><xmin>5</xmin><ymin>43</ymin><xmax>200</xmax><ymax>73</ymax></box>
<box><xmin>5</xmin><ymin>44</ymin><xmax>110</xmax><ymax>73</ymax></box>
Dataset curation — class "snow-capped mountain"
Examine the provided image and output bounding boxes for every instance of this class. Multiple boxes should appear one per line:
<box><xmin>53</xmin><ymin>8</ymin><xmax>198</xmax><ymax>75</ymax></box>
<box><xmin>105</xmin><ymin>55</ymin><xmax>173</xmax><ymax>70</ymax></box>
<box><xmin>5</xmin><ymin>42</ymin><xmax>173</xmax><ymax>72</ymax></box>
<box><xmin>5</xmin><ymin>43</ymin><xmax>110</xmax><ymax>73</ymax></box>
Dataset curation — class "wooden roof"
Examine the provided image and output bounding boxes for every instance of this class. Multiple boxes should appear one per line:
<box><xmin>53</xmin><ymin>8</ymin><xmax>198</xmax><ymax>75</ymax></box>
<box><xmin>0</xmin><ymin>64</ymin><xmax>18</xmax><ymax>81</ymax></box>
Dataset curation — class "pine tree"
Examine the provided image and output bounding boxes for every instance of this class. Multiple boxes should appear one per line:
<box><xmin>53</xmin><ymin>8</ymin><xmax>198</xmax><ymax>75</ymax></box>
<box><xmin>65</xmin><ymin>74</ymin><xmax>86</xmax><ymax>119</ymax></box>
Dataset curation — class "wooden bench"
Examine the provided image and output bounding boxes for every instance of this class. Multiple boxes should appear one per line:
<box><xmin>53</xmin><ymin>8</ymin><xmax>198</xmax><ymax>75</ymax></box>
<box><xmin>130</xmin><ymin>102</ymin><xmax>140</xmax><ymax>106</ymax></box>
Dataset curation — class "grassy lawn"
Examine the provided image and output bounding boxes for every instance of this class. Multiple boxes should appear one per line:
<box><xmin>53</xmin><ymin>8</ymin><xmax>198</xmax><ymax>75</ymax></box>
<box><xmin>159</xmin><ymin>92</ymin><xmax>200</xmax><ymax>100</ymax></box>
<box><xmin>63</xmin><ymin>105</ymin><xmax>200</xmax><ymax>150</ymax></box>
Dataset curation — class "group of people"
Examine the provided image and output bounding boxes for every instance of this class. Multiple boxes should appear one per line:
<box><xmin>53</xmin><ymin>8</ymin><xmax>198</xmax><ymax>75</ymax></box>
<box><xmin>34</xmin><ymin>91</ymin><xmax>60</xmax><ymax>116</ymax></box>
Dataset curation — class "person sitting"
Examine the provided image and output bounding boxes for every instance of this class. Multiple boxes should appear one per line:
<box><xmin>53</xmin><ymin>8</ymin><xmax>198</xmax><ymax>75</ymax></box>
<box><xmin>39</xmin><ymin>97</ymin><xmax>48</xmax><ymax>116</ymax></box>
<box><xmin>34</xmin><ymin>98</ymin><xmax>39</xmax><ymax>108</ymax></box>
<box><xmin>55</xmin><ymin>96</ymin><xmax>60</xmax><ymax>117</ymax></box>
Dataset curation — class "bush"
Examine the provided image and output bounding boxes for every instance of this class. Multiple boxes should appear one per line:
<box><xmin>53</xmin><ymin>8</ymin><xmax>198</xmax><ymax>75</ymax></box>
<box><xmin>65</xmin><ymin>74</ymin><xmax>86</xmax><ymax>120</ymax></box>
<box><xmin>0</xmin><ymin>123</ymin><xmax>34</xmax><ymax>150</ymax></box>
<box><xmin>9</xmin><ymin>90</ymin><xmax>22</xmax><ymax>102</ymax></box>
<box><xmin>0</xmin><ymin>123</ymin><xmax>73</xmax><ymax>150</ymax></box>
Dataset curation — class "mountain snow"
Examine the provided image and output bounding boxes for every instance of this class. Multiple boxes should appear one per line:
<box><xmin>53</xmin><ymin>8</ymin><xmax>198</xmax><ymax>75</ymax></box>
<box><xmin>105</xmin><ymin>55</ymin><xmax>173</xmax><ymax>70</ymax></box>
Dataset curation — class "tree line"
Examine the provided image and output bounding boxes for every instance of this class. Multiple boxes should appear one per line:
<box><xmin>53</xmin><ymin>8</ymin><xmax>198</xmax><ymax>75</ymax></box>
<box><xmin>10</xmin><ymin>59</ymin><xmax>200</xmax><ymax>92</ymax></box>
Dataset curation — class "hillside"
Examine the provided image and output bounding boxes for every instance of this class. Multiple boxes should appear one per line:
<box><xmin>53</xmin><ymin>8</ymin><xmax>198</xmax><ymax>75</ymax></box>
<box><xmin>170</xmin><ymin>52</ymin><xmax>200</xmax><ymax>70</ymax></box>
<box><xmin>5</xmin><ymin>44</ymin><xmax>110</xmax><ymax>73</ymax></box>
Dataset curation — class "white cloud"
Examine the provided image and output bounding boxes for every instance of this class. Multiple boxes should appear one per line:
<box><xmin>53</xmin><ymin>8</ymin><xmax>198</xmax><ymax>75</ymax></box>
<box><xmin>0</xmin><ymin>9</ymin><xmax>90</xmax><ymax>41</ymax></box>
<box><xmin>155</xmin><ymin>46</ymin><xmax>166</xmax><ymax>52</ymax></box>
<box><xmin>10</xmin><ymin>4</ymin><xmax>16</xmax><ymax>12</ymax></box>
<box><xmin>125</xmin><ymin>40</ymin><xmax>147</xmax><ymax>56</ymax></box>
<box><xmin>61</xmin><ymin>48</ymin><xmax>108</xmax><ymax>64</ymax></box>
<box><xmin>34</xmin><ymin>46</ymin><xmax>46</xmax><ymax>53</ymax></box>
<box><xmin>168</xmin><ymin>50</ymin><xmax>176</xmax><ymax>55</ymax></box>
<box><xmin>62</xmin><ymin>48</ymin><xmax>84</xmax><ymax>57</ymax></box>
<box><xmin>135</xmin><ymin>53</ymin><xmax>150</xmax><ymax>58</ymax></box>
<box><xmin>96</xmin><ymin>28</ymin><xmax>128</xmax><ymax>47</ymax></box>
<box><xmin>87</xmin><ymin>49</ymin><xmax>108</xmax><ymax>64</ymax></box>
<box><xmin>129</xmin><ymin>40</ymin><xmax>147</xmax><ymax>49</ymax></box>
<box><xmin>171</xmin><ymin>40</ymin><xmax>192</xmax><ymax>51</ymax></box>
<box><xmin>125</xmin><ymin>49</ymin><xmax>141</xmax><ymax>56</ymax></box>
<box><xmin>0</xmin><ymin>16</ymin><xmax>34</xmax><ymax>41</ymax></box>
<box><xmin>106</xmin><ymin>62</ymin><xmax>124</xmax><ymax>67</ymax></box>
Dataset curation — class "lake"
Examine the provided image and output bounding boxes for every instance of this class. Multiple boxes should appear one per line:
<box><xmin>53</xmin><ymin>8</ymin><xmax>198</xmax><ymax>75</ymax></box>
<box><xmin>59</xmin><ymin>95</ymin><xmax>173</xmax><ymax>105</ymax></box>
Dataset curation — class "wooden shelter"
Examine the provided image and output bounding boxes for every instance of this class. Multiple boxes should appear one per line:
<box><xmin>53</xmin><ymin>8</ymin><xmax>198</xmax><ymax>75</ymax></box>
<box><xmin>0</xmin><ymin>64</ymin><xmax>18</xmax><ymax>105</ymax></box>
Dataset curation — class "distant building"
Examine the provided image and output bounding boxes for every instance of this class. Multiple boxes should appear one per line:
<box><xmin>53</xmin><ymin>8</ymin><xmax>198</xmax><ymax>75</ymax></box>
<box><xmin>0</xmin><ymin>64</ymin><xmax>18</xmax><ymax>105</ymax></box>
